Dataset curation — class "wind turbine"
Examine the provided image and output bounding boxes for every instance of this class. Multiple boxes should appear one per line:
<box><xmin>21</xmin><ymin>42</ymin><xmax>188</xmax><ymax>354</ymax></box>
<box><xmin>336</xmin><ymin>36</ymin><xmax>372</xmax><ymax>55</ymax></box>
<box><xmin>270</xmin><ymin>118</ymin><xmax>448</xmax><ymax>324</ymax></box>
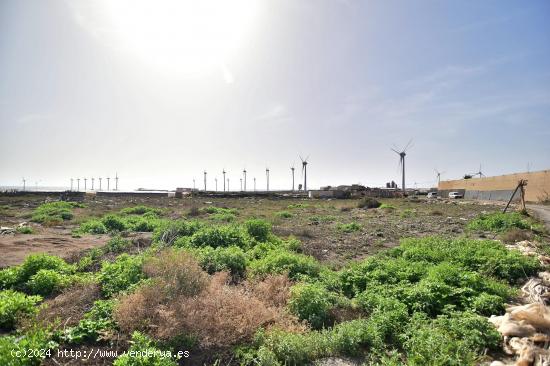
<box><xmin>99</xmin><ymin>177</ymin><xmax>102</xmax><ymax>190</ymax></box>
<box><xmin>77</xmin><ymin>178</ymin><xmax>80</xmax><ymax>191</ymax></box>
<box><xmin>91</xmin><ymin>177</ymin><xmax>95</xmax><ymax>191</ymax></box>
<box><xmin>204</xmin><ymin>171</ymin><xmax>207</xmax><ymax>191</ymax></box>
<box><xmin>291</xmin><ymin>164</ymin><xmax>295</xmax><ymax>191</ymax></box>
<box><xmin>391</xmin><ymin>139</ymin><xmax>413</xmax><ymax>193</ymax></box>
<box><xmin>22</xmin><ymin>177</ymin><xmax>26</xmax><ymax>191</ymax></box>
<box><xmin>84</xmin><ymin>178</ymin><xmax>87</xmax><ymax>191</ymax></box>
<box><xmin>115</xmin><ymin>173</ymin><xmax>119</xmax><ymax>191</ymax></box>
<box><xmin>472</xmin><ymin>164</ymin><xmax>485</xmax><ymax>178</ymax></box>
<box><xmin>300</xmin><ymin>156</ymin><xmax>309</xmax><ymax>192</ymax></box>
<box><xmin>222</xmin><ymin>169</ymin><xmax>226</xmax><ymax>192</ymax></box>
<box><xmin>434</xmin><ymin>169</ymin><xmax>446</xmax><ymax>185</ymax></box>
<box><xmin>266</xmin><ymin>168</ymin><xmax>270</xmax><ymax>191</ymax></box>
<box><xmin>243</xmin><ymin>168</ymin><xmax>247</xmax><ymax>191</ymax></box>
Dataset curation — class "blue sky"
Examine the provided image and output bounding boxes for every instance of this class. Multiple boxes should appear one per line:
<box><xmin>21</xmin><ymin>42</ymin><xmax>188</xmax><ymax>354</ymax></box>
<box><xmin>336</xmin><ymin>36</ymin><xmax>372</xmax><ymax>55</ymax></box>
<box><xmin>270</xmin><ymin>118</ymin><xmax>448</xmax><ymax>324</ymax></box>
<box><xmin>1</xmin><ymin>0</ymin><xmax>549</xmax><ymax>190</ymax></box>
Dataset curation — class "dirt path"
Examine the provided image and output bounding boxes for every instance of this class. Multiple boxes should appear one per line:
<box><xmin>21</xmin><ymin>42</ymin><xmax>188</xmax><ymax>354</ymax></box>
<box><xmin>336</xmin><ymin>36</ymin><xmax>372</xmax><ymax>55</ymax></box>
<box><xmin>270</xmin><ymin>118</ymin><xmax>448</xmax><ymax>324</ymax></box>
<box><xmin>528</xmin><ymin>204</ymin><xmax>550</xmax><ymax>231</ymax></box>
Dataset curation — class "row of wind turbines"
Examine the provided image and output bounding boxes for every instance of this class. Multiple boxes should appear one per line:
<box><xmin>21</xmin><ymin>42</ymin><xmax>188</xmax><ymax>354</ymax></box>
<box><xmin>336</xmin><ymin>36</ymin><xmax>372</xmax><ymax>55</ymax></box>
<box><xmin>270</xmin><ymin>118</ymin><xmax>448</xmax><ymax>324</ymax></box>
<box><xmin>68</xmin><ymin>173</ymin><xmax>119</xmax><ymax>192</ymax></box>
<box><xmin>194</xmin><ymin>157</ymin><xmax>309</xmax><ymax>192</ymax></box>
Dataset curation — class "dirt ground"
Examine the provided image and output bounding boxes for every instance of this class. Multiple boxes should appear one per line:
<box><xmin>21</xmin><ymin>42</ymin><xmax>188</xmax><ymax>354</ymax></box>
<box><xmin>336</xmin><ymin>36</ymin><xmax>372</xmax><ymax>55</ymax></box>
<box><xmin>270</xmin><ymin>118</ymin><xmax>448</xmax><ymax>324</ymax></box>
<box><xmin>0</xmin><ymin>193</ymin><xmax>512</xmax><ymax>268</ymax></box>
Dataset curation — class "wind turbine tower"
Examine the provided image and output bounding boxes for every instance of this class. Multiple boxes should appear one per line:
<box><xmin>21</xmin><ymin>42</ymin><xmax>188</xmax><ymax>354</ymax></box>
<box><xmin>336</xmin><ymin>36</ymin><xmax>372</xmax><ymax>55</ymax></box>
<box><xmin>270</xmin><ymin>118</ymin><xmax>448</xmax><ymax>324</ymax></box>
<box><xmin>22</xmin><ymin>178</ymin><xmax>26</xmax><ymax>191</ymax></box>
<box><xmin>223</xmin><ymin>169</ymin><xmax>226</xmax><ymax>191</ymax></box>
<box><xmin>215</xmin><ymin>178</ymin><xmax>218</xmax><ymax>191</ymax></box>
<box><xmin>243</xmin><ymin>169</ymin><xmax>247</xmax><ymax>191</ymax></box>
<box><xmin>291</xmin><ymin>165</ymin><xmax>295</xmax><ymax>191</ymax></box>
<box><xmin>91</xmin><ymin>177</ymin><xmax>95</xmax><ymax>191</ymax></box>
<box><xmin>99</xmin><ymin>177</ymin><xmax>102</xmax><ymax>191</ymax></box>
<box><xmin>77</xmin><ymin>178</ymin><xmax>80</xmax><ymax>191</ymax></box>
<box><xmin>115</xmin><ymin>173</ymin><xmax>119</xmax><ymax>191</ymax></box>
<box><xmin>391</xmin><ymin>140</ymin><xmax>413</xmax><ymax>193</ymax></box>
<box><xmin>266</xmin><ymin>168</ymin><xmax>270</xmax><ymax>191</ymax></box>
<box><xmin>300</xmin><ymin>156</ymin><xmax>309</xmax><ymax>192</ymax></box>
<box><xmin>70</xmin><ymin>178</ymin><xmax>73</xmax><ymax>191</ymax></box>
<box><xmin>84</xmin><ymin>178</ymin><xmax>87</xmax><ymax>191</ymax></box>
<box><xmin>254</xmin><ymin>177</ymin><xmax>256</xmax><ymax>192</ymax></box>
<box><xmin>240</xmin><ymin>178</ymin><xmax>243</xmax><ymax>191</ymax></box>
<box><xmin>204</xmin><ymin>171</ymin><xmax>207</xmax><ymax>191</ymax></box>
<box><xmin>107</xmin><ymin>177</ymin><xmax>110</xmax><ymax>191</ymax></box>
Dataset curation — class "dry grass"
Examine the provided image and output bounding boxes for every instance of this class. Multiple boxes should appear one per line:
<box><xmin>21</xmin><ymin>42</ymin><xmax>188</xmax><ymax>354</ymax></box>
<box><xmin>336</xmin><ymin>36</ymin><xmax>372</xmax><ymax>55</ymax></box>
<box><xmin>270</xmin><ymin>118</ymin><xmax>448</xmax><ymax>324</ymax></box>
<box><xmin>115</xmin><ymin>255</ymin><xmax>301</xmax><ymax>348</ymax></box>
<box><xmin>244</xmin><ymin>274</ymin><xmax>292</xmax><ymax>308</ymax></box>
<box><xmin>501</xmin><ymin>228</ymin><xmax>533</xmax><ymax>244</ymax></box>
<box><xmin>34</xmin><ymin>282</ymin><xmax>101</xmax><ymax>330</ymax></box>
<box><xmin>142</xmin><ymin>249</ymin><xmax>209</xmax><ymax>298</ymax></box>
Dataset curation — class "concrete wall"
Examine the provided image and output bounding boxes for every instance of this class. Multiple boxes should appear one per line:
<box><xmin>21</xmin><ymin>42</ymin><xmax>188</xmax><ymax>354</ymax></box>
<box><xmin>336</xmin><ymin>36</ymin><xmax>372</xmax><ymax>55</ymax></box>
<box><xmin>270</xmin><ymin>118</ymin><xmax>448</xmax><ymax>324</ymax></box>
<box><xmin>438</xmin><ymin>170</ymin><xmax>550</xmax><ymax>202</ymax></box>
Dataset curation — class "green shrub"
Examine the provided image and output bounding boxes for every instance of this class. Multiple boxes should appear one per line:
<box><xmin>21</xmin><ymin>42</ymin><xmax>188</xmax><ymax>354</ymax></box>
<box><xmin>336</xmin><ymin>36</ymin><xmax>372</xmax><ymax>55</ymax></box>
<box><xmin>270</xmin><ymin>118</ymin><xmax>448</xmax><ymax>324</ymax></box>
<box><xmin>202</xmin><ymin>206</ymin><xmax>238</xmax><ymax>215</ymax></box>
<box><xmin>106</xmin><ymin>236</ymin><xmax>132</xmax><ymax>253</ymax></box>
<box><xmin>210</xmin><ymin>212</ymin><xmax>236</xmax><ymax>222</ymax></box>
<box><xmin>287</xmin><ymin>203</ymin><xmax>309</xmax><ymax>209</ymax></box>
<box><xmin>113</xmin><ymin>331</ymin><xmax>178</xmax><ymax>366</ymax></box>
<box><xmin>0</xmin><ymin>325</ymin><xmax>57</xmax><ymax>366</ymax></box>
<box><xmin>400</xmin><ymin>209</ymin><xmax>415</xmax><ymax>218</ymax></box>
<box><xmin>123</xmin><ymin>215</ymin><xmax>164</xmax><ymax>232</ymax></box>
<box><xmin>193</xmin><ymin>246</ymin><xmax>247</xmax><ymax>277</ymax></box>
<box><xmin>63</xmin><ymin>300</ymin><xmax>116</xmax><ymax>344</ymax></box>
<box><xmin>76</xmin><ymin>248</ymin><xmax>105</xmax><ymax>271</ymax></box>
<box><xmin>16</xmin><ymin>226</ymin><xmax>34</xmax><ymax>234</ymax></box>
<box><xmin>31</xmin><ymin>201</ymin><xmax>82</xmax><ymax>224</ymax></box>
<box><xmin>0</xmin><ymin>290</ymin><xmax>42</xmax><ymax>330</ymax></box>
<box><xmin>275</xmin><ymin>211</ymin><xmax>292</xmax><ymax>219</ymax></box>
<box><xmin>0</xmin><ymin>267</ymin><xmax>20</xmax><ymax>290</ymax></box>
<box><xmin>120</xmin><ymin>205</ymin><xmax>161</xmax><ymax>216</ymax></box>
<box><xmin>309</xmin><ymin>215</ymin><xmax>336</xmax><ymax>224</ymax></box>
<box><xmin>288</xmin><ymin>283</ymin><xmax>333</xmax><ymax>329</ymax></box>
<box><xmin>78</xmin><ymin>219</ymin><xmax>107</xmax><ymax>234</ymax></box>
<box><xmin>99</xmin><ymin>254</ymin><xmax>144</xmax><ymax>297</ymax></box>
<box><xmin>403</xmin><ymin>311</ymin><xmax>500</xmax><ymax>365</ymax></box>
<box><xmin>336</xmin><ymin>222</ymin><xmax>361</xmax><ymax>233</ymax></box>
<box><xmin>16</xmin><ymin>254</ymin><xmax>74</xmax><ymax>287</ymax></box>
<box><xmin>357</xmin><ymin>198</ymin><xmax>381</xmax><ymax>209</ymax></box>
<box><xmin>249</xmin><ymin>249</ymin><xmax>320</xmax><ymax>280</ymax></box>
<box><xmin>188</xmin><ymin>225</ymin><xmax>252</xmax><ymax>249</ymax></box>
<box><xmin>101</xmin><ymin>214</ymin><xmax>128</xmax><ymax>232</ymax></box>
<box><xmin>467</xmin><ymin>212</ymin><xmax>530</xmax><ymax>232</ymax></box>
<box><xmin>245</xmin><ymin>219</ymin><xmax>271</xmax><ymax>242</ymax></box>
<box><xmin>26</xmin><ymin>269</ymin><xmax>70</xmax><ymax>296</ymax></box>
<box><xmin>152</xmin><ymin>220</ymin><xmax>204</xmax><ymax>245</ymax></box>
<box><xmin>379</xmin><ymin>203</ymin><xmax>395</xmax><ymax>210</ymax></box>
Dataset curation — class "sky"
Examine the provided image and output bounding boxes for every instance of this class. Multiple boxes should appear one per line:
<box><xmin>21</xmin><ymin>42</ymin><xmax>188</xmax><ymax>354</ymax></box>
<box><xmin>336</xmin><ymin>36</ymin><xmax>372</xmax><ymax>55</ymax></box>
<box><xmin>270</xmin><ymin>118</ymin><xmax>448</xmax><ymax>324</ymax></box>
<box><xmin>1</xmin><ymin>0</ymin><xmax>549</xmax><ymax>191</ymax></box>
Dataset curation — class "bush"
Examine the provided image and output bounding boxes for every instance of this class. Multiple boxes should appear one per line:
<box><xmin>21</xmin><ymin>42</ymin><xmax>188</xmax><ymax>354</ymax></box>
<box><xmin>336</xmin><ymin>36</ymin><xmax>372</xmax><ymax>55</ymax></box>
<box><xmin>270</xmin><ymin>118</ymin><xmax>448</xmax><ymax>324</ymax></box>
<box><xmin>0</xmin><ymin>290</ymin><xmax>42</xmax><ymax>330</ymax></box>
<box><xmin>193</xmin><ymin>246</ymin><xmax>247</xmax><ymax>277</ymax></box>
<box><xmin>99</xmin><ymin>254</ymin><xmax>144</xmax><ymax>297</ymax></box>
<box><xmin>0</xmin><ymin>325</ymin><xmax>58</xmax><ymax>366</ymax></box>
<box><xmin>249</xmin><ymin>249</ymin><xmax>320</xmax><ymax>280</ymax></box>
<box><xmin>336</xmin><ymin>222</ymin><xmax>361</xmax><ymax>233</ymax></box>
<box><xmin>120</xmin><ymin>205</ymin><xmax>161</xmax><ymax>216</ymax></box>
<box><xmin>0</xmin><ymin>267</ymin><xmax>20</xmax><ymax>290</ymax></box>
<box><xmin>379</xmin><ymin>203</ymin><xmax>395</xmax><ymax>210</ymax></box>
<box><xmin>16</xmin><ymin>254</ymin><xmax>74</xmax><ymax>287</ymax></box>
<box><xmin>31</xmin><ymin>201</ymin><xmax>81</xmax><ymax>224</ymax></box>
<box><xmin>113</xmin><ymin>331</ymin><xmax>178</xmax><ymax>366</ymax></box>
<box><xmin>210</xmin><ymin>212</ymin><xmax>236</xmax><ymax>222</ymax></box>
<box><xmin>16</xmin><ymin>226</ymin><xmax>34</xmax><ymax>234</ymax></box>
<box><xmin>188</xmin><ymin>225</ymin><xmax>252</xmax><ymax>249</ymax></box>
<box><xmin>288</xmin><ymin>283</ymin><xmax>333</xmax><ymax>329</ymax></box>
<box><xmin>467</xmin><ymin>212</ymin><xmax>530</xmax><ymax>232</ymax></box>
<box><xmin>152</xmin><ymin>220</ymin><xmax>204</xmax><ymax>245</ymax></box>
<box><xmin>106</xmin><ymin>236</ymin><xmax>132</xmax><ymax>253</ymax></box>
<box><xmin>500</xmin><ymin>228</ymin><xmax>532</xmax><ymax>244</ymax></box>
<box><xmin>26</xmin><ymin>269</ymin><xmax>71</xmax><ymax>296</ymax></box>
<box><xmin>63</xmin><ymin>300</ymin><xmax>116</xmax><ymax>344</ymax></box>
<box><xmin>202</xmin><ymin>206</ymin><xmax>238</xmax><ymax>215</ymax></box>
<box><xmin>142</xmin><ymin>250</ymin><xmax>208</xmax><ymax>298</ymax></box>
<box><xmin>78</xmin><ymin>219</ymin><xmax>107</xmax><ymax>234</ymax></box>
<box><xmin>357</xmin><ymin>198</ymin><xmax>381</xmax><ymax>209</ymax></box>
<box><xmin>403</xmin><ymin>311</ymin><xmax>500</xmax><ymax>365</ymax></box>
<box><xmin>275</xmin><ymin>211</ymin><xmax>292</xmax><ymax>219</ymax></box>
<box><xmin>245</xmin><ymin>219</ymin><xmax>272</xmax><ymax>242</ymax></box>
<box><xmin>101</xmin><ymin>214</ymin><xmax>128</xmax><ymax>232</ymax></box>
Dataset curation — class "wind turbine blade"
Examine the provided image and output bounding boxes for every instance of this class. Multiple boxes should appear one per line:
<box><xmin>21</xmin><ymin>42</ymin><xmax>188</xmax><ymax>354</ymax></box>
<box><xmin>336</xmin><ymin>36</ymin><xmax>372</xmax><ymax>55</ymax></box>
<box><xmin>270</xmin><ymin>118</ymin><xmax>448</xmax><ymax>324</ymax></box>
<box><xmin>391</xmin><ymin>148</ymin><xmax>400</xmax><ymax>154</ymax></box>
<box><xmin>404</xmin><ymin>138</ymin><xmax>414</xmax><ymax>152</ymax></box>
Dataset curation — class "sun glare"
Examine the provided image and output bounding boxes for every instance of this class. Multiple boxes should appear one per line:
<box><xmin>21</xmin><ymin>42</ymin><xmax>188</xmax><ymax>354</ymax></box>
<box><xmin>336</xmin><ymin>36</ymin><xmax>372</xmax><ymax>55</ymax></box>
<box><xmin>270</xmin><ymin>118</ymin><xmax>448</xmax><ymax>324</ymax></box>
<box><xmin>99</xmin><ymin>0</ymin><xmax>260</xmax><ymax>78</ymax></box>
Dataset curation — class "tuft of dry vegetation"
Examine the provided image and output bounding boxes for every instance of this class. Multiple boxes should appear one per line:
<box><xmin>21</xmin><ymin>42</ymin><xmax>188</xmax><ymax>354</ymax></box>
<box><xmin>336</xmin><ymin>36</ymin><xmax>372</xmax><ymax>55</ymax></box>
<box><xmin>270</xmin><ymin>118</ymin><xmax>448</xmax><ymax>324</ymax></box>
<box><xmin>500</xmin><ymin>228</ymin><xmax>533</xmax><ymax>244</ymax></box>
<box><xmin>115</xmin><ymin>252</ymin><xmax>300</xmax><ymax>349</ymax></box>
